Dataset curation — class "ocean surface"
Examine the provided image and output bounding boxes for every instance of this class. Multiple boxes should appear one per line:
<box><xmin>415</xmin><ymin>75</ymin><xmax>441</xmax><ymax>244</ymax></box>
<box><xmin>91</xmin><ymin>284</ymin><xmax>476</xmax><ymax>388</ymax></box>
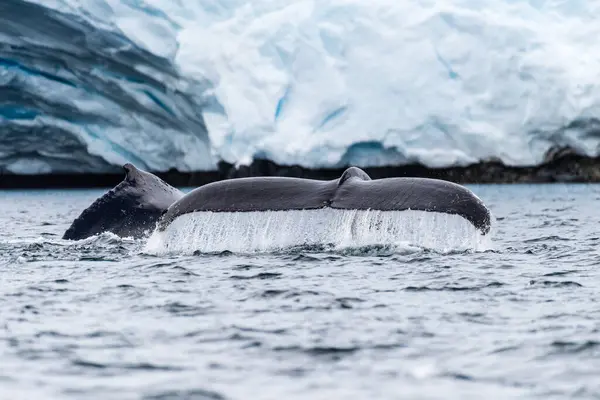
<box><xmin>0</xmin><ymin>183</ymin><xmax>599</xmax><ymax>400</ymax></box>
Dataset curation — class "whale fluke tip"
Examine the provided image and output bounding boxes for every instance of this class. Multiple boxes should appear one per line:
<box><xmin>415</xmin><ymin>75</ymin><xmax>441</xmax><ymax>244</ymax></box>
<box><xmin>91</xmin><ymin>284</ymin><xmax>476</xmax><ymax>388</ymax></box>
<box><xmin>338</xmin><ymin>166</ymin><xmax>371</xmax><ymax>186</ymax></box>
<box><xmin>123</xmin><ymin>163</ymin><xmax>142</xmax><ymax>182</ymax></box>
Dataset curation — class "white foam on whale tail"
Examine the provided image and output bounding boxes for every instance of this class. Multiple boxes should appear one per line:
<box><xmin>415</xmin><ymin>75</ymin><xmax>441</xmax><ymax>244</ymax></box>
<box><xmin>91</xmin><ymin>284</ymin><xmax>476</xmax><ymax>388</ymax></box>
<box><xmin>143</xmin><ymin>209</ymin><xmax>494</xmax><ymax>255</ymax></box>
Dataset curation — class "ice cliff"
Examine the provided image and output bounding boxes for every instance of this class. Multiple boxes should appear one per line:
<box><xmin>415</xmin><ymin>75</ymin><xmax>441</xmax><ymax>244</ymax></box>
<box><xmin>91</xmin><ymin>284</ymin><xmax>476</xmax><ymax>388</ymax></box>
<box><xmin>2</xmin><ymin>0</ymin><xmax>600</xmax><ymax>174</ymax></box>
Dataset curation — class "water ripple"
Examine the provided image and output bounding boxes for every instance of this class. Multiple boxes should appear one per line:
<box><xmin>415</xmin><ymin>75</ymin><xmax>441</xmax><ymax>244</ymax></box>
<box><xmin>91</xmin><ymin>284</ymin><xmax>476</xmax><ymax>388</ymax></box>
<box><xmin>1</xmin><ymin>186</ymin><xmax>600</xmax><ymax>398</ymax></box>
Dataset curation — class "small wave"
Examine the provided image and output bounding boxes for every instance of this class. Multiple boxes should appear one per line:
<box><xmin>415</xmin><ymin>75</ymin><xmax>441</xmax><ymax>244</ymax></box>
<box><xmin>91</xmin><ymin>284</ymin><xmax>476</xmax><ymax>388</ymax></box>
<box><xmin>273</xmin><ymin>345</ymin><xmax>360</xmax><ymax>359</ymax></box>
<box><xmin>71</xmin><ymin>359</ymin><xmax>184</xmax><ymax>372</ymax></box>
<box><xmin>257</xmin><ymin>289</ymin><xmax>288</xmax><ymax>298</ymax></box>
<box><xmin>542</xmin><ymin>270</ymin><xmax>579</xmax><ymax>277</ymax></box>
<box><xmin>528</xmin><ymin>280</ymin><xmax>583</xmax><ymax>288</ymax></box>
<box><xmin>127</xmin><ymin>301</ymin><xmax>212</xmax><ymax>317</ymax></box>
<box><xmin>143</xmin><ymin>389</ymin><xmax>226</xmax><ymax>400</ymax></box>
<box><xmin>229</xmin><ymin>272</ymin><xmax>283</xmax><ymax>280</ymax></box>
<box><xmin>1</xmin><ymin>232</ymin><xmax>142</xmax><ymax>264</ymax></box>
<box><xmin>404</xmin><ymin>282</ymin><xmax>505</xmax><ymax>292</ymax></box>
<box><xmin>231</xmin><ymin>264</ymin><xmax>262</xmax><ymax>271</ymax></box>
<box><xmin>255</xmin><ymin>289</ymin><xmax>324</xmax><ymax>299</ymax></box>
<box><xmin>272</xmin><ymin>343</ymin><xmax>408</xmax><ymax>361</ymax></box>
<box><xmin>540</xmin><ymin>313</ymin><xmax>587</xmax><ymax>320</ymax></box>
<box><xmin>489</xmin><ymin>345</ymin><xmax>522</xmax><ymax>354</ymax></box>
<box><xmin>65</xmin><ymin>232</ymin><xmax>138</xmax><ymax>247</ymax></box>
<box><xmin>162</xmin><ymin>301</ymin><xmax>212</xmax><ymax>317</ymax></box>
<box><xmin>443</xmin><ymin>372</ymin><xmax>474</xmax><ymax>381</ymax></box>
<box><xmin>523</xmin><ymin>235</ymin><xmax>573</xmax><ymax>243</ymax></box>
<box><xmin>335</xmin><ymin>244</ymin><xmax>422</xmax><ymax>257</ymax></box>
<box><xmin>288</xmin><ymin>254</ymin><xmax>322</xmax><ymax>262</ymax></box>
<box><xmin>33</xmin><ymin>330</ymin><xmax>122</xmax><ymax>339</ymax></box>
<box><xmin>2</xmin><ymin>231</ymin><xmax>132</xmax><ymax>248</ymax></box>
<box><xmin>548</xmin><ymin>340</ymin><xmax>600</xmax><ymax>355</ymax></box>
<box><xmin>232</xmin><ymin>325</ymin><xmax>287</xmax><ymax>335</ymax></box>
<box><xmin>164</xmin><ymin>266</ymin><xmax>200</xmax><ymax>277</ymax></box>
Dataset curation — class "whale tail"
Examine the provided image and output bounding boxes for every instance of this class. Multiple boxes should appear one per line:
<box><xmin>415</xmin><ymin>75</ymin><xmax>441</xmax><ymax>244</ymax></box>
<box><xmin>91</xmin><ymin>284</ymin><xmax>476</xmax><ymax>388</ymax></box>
<box><xmin>63</xmin><ymin>164</ymin><xmax>184</xmax><ymax>240</ymax></box>
<box><xmin>157</xmin><ymin>166</ymin><xmax>492</xmax><ymax>235</ymax></box>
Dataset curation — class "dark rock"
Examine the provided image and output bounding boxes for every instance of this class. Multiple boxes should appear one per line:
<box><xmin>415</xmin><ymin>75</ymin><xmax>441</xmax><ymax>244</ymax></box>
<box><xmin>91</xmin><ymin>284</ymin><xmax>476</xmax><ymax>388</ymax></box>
<box><xmin>3</xmin><ymin>153</ymin><xmax>600</xmax><ymax>189</ymax></box>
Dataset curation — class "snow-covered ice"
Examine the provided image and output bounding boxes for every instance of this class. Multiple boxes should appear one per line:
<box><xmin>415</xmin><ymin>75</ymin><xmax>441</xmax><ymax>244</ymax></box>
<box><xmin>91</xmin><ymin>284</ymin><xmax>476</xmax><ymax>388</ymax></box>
<box><xmin>2</xmin><ymin>0</ymin><xmax>600</xmax><ymax>173</ymax></box>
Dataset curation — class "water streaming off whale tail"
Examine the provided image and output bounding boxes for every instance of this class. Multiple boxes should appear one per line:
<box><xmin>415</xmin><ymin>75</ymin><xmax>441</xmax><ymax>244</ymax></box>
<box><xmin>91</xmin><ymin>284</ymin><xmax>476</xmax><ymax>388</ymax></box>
<box><xmin>143</xmin><ymin>209</ymin><xmax>494</xmax><ymax>255</ymax></box>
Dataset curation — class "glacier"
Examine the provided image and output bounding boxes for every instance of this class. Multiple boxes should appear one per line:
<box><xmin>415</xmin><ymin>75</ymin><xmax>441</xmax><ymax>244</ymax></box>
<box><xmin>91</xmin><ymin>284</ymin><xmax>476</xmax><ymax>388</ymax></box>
<box><xmin>2</xmin><ymin>0</ymin><xmax>600</xmax><ymax>174</ymax></box>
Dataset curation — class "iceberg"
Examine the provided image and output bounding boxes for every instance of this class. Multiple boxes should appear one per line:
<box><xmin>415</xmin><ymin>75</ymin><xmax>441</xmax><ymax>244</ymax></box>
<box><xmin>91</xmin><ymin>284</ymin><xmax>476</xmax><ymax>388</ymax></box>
<box><xmin>2</xmin><ymin>0</ymin><xmax>600</xmax><ymax>174</ymax></box>
<box><xmin>0</xmin><ymin>0</ymin><xmax>214</xmax><ymax>174</ymax></box>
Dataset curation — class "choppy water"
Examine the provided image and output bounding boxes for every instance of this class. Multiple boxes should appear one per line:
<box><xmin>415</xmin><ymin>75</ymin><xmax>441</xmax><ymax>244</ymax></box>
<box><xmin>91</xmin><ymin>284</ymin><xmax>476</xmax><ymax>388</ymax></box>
<box><xmin>1</xmin><ymin>184</ymin><xmax>599</xmax><ymax>400</ymax></box>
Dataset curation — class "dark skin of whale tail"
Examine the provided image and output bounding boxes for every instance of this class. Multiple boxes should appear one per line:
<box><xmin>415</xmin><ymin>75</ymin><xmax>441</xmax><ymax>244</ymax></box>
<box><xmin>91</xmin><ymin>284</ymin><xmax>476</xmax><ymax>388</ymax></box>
<box><xmin>332</xmin><ymin>172</ymin><xmax>491</xmax><ymax>234</ymax></box>
<box><xmin>62</xmin><ymin>164</ymin><xmax>184</xmax><ymax>240</ymax></box>
<box><xmin>64</xmin><ymin>164</ymin><xmax>491</xmax><ymax>240</ymax></box>
<box><xmin>158</xmin><ymin>166</ymin><xmax>491</xmax><ymax>235</ymax></box>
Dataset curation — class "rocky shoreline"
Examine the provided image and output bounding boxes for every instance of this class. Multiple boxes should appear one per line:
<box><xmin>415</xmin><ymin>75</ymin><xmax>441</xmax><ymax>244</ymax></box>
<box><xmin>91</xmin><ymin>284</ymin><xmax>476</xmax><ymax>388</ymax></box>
<box><xmin>2</xmin><ymin>153</ymin><xmax>600</xmax><ymax>189</ymax></box>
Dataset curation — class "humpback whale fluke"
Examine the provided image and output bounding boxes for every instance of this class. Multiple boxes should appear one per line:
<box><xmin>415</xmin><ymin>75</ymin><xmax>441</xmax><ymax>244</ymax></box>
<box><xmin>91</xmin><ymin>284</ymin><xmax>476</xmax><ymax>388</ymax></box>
<box><xmin>157</xmin><ymin>167</ymin><xmax>491</xmax><ymax>235</ymax></box>
<box><xmin>63</xmin><ymin>164</ymin><xmax>492</xmax><ymax>241</ymax></box>
<box><xmin>62</xmin><ymin>164</ymin><xmax>184</xmax><ymax>240</ymax></box>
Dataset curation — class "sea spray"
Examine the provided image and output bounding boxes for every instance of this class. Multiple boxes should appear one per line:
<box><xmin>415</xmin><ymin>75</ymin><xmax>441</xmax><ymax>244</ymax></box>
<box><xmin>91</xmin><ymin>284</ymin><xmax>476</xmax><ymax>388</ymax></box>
<box><xmin>144</xmin><ymin>209</ymin><xmax>493</xmax><ymax>255</ymax></box>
